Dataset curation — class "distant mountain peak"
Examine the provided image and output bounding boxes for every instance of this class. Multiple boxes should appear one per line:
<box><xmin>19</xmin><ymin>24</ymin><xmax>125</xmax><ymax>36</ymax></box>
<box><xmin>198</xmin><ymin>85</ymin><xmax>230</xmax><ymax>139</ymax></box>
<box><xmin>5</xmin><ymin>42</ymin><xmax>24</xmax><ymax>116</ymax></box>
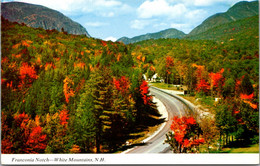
<box><xmin>1</xmin><ymin>2</ymin><xmax>90</xmax><ymax>37</ymax></box>
<box><xmin>187</xmin><ymin>0</ymin><xmax>258</xmax><ymax>37</ymax></box>
<box><xmin>117</xmin><ymin>28</ymin><xmax>186</xmax><ymax>44</ymax></box>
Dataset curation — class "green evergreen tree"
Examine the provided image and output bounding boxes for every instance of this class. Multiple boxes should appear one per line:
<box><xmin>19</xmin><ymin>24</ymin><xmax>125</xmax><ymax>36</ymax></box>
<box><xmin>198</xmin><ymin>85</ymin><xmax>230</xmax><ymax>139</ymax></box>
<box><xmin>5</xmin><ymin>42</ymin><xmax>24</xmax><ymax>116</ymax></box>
<box><xmin>240</xmin><ymin>74</ymin><xmax>254</xmax><ymax>95</ymax></box>
<box><xmin>83</xmin><ymin>67</ymin><xmax>114</xmax><ymax>153</ymax></box>
<box><xmin>72</xmin><ymin>91</ymin><xmax>96</xmax><ymax>152</ymax></box>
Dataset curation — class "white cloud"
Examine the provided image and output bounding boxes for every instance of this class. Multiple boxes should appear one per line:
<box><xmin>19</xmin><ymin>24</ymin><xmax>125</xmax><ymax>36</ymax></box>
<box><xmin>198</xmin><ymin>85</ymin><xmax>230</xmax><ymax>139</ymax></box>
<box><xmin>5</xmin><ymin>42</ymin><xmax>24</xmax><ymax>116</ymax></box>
<box><xmin>168</xmin><ymin>8</ymin><xmax>207</xmax><ymax>33</ymax></box>
<box><xmin>170</xmin><ymin>23</ymin><xmax>191</xmax><ymax>33</ymax></box>
<box><xmin>104</xmin><ymin>36</ymin><xmax>117</xmax><ymax>42</ymax></box>
<box><xmin>85</xmin><ymin>22</ymin><xmax>108</xmax><ymax>27</ymax></box>
<box><xmin>137</xmin><ymin>0</ymin><xmax>171</xmax><ymax>18</ymax></box>
<box><xmin>178</xmin><ymin>0</ymin><xmax>256</xmax><ymax>7</ymax></box>
<box><xmin>194</xmin><ymin>0</ymin><xmax>218</xmax><ymax>6</ymax></box>
<box><xmin>130</xmin><ymin>19</ymin><xmax>153</xmax><ymax>30</ymax></box>
<box><xmin>10</xmin><ymin>0</ymin><xmax>127</xmax><ymax>17</ymax></box>
<box><xmin>137</xmin><ymin>0</ymin><xmax>187</xmax><ymax>19</ymax></box>
<box><xmin>100</xmin><ymin>12</ymin><xmax>115</xmax><ymax>17</ymax></box>
<box><xmin>170</xmin><ymin>23</ymin><xmax>187</xmax><ymax>29</ymax></box>
<box><xmin>94</xmin><ymin>0</ymin><xmax>122</xmax><ymax>7</ymax></box>
<box><xmin>184</xmin><ymin>9</ymin><xmax>208</xmax><ymax>26</ymax></box>
<box><xmin>8</xmin><ymin>0</ymin><xmax>84</xmax><ymax>12</ymax></box>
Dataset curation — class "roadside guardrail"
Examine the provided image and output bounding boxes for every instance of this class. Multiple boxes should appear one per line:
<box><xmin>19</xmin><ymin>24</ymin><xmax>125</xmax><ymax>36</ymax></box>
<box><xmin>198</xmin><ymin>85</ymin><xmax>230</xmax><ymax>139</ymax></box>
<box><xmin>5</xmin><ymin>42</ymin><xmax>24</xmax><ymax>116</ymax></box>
<box><xmin>150</xmin><ymin>86</ymin><xmax>195</xmax><ymax>112</ymax></box>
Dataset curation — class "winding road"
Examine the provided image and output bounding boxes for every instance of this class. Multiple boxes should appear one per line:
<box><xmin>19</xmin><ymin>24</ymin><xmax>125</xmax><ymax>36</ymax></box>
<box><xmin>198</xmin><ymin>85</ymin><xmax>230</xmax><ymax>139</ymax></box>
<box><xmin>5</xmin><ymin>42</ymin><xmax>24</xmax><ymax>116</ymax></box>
<box><xmin>124</xmin><ymin>86</ymin><xmax>190</xmax><ymax>153</ymax></box>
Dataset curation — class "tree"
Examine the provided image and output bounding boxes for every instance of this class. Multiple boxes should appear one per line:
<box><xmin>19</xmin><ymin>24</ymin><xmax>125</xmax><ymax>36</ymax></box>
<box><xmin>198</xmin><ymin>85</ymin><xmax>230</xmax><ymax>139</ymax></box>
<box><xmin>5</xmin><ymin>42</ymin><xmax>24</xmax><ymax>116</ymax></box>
<box><xmin>215</xmin><ymin>102</ymin><xmax>237</xmax><ymax>146</ymax></box>
<box><xmin>72</xmin><ymin>91</ymin><xmax>96</xmax><ymax>152</ymax></box>
<box><xmin>43</xmin><ymin>108</ymin><xmax>71</xmax><ymax>153</ymax></box>
<box><xmin>19</xmin><ymin>62</ymin><xmax>38</xmax><ymax>88</ymax></box>
<box><xmin>196</xmin><ymin>79</ymin><xmax>210</xmax><ymax>93</ymax></box>
<box><xmin>165</xmin><ymin>56</ymin><xmax>174</xmax><ymax>84</ymax></box>
<box><xmin>165</xmin><ymin>116</ymin><xmax>204</xmax><ymax>153</ymax></box>
<box><xmin>1</xmin><ymin>112</ymin><xmax>47</xmax><ymax>154</ymax></box>
<box><xmin>199</xmin><ymin>116</ymin><xmax>219</xmax><ymax>152</ymax></box>
<box><xmin>222</xmin><ymin>77</ymin><xmax>236</xmax><ymax>98</ymax></box>
<box><xmin>81</xmin><ymin>67</ymin><xmax>115</xmax><ymax>153</ymax></box>
<box><xmin>240</xmin><ymin>73</ymin><xmax>254</xmax><ymax>95</ymax></box>
<box><xmin>63</xmin><ymin>76</ymin><xmax>75</xmax><ymax>103</ymax></box>
<box><xmin>108</xmin><ymin>76</ymin><xmax>137</xmax><ymax>151</ymax></box>
<box><xmin>139</xmin><ymin>80</ymin><xmax>152</xmax><ymax>105</ymax></box>
<box><xmin>209</xmin><ymin>68</ymin><xmax>225</xmax><ymax>96</ymax></box>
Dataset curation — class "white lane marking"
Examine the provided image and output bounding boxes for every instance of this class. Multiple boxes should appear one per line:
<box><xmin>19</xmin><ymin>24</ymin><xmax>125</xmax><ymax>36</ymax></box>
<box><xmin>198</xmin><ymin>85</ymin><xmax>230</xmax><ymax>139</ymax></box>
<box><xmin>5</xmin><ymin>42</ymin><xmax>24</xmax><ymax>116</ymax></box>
<box><xmin>161</xmin><ymin>92</ymin><xmax>182</xmax><ymax>117</ymax></box>
<box><xmin>121</xmin><ymin>96</ymin><xmax>168</xmax><ymax>154</ymax></box>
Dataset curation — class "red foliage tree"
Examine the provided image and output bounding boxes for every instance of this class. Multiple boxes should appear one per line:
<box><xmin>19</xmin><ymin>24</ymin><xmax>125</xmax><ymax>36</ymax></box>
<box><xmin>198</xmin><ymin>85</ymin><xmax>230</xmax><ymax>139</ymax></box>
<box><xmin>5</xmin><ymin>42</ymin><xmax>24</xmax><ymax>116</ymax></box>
<box><xmin>165</xmin><ymin>116</ymin><xmax>204</xmax><ymax>153</ymax></box>
<box><xmin>139</xmin><ymin>80</ymin><xmax>152</xmax><ymax>105</ymax></box>
<box><xmin>166</xmin><ymin>56</ymin><xmax>174</xmax><ymax>69</ymax></box>
<box><xmin>1</xmin><ymin>112</ymin><xmax>47</xmax><ymax>154</ymax></box>
<box><xmin>25</xmin><ymin>126</ymin><xmax>47</xmax><ymax>153</ymax></box>
<box><xmin>208</xmin><ymin>68</ymin><xmax>225</xmax><ymax>95</ymax></box>
<box><xmin>101</xmin><ymin>40</ymin><xmax>107</xmax><ymax>46</ymax></box>
<box><xmin>113</xmin><ymin>76</ymin><xmax>130</xmax><ymax>95</ymax></box>
<box><xmin>209</xmin><ymin>69</ymin><xmax>224</xmax><ymax>88</ymax></box>
<box><xmin>196</xmin><ymin>79</ymin><xmax>210</xmax><ymax>93</ymax></box>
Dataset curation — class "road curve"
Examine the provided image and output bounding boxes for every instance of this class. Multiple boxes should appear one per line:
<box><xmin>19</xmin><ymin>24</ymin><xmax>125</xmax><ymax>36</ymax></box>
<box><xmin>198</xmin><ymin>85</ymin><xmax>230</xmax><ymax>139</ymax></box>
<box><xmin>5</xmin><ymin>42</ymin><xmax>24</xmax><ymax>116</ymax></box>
<box><xmin>124</xmin><ymin>86</ymin><xmax>189</xmax><ymax>153</ymax></box>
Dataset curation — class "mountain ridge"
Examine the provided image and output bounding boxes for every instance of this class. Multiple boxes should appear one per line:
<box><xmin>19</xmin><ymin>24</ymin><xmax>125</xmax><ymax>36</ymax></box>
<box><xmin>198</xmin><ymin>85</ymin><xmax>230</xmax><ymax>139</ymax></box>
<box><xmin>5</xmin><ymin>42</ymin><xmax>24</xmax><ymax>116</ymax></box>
<box><xmin>1</xmin><ymin>2</ymin><xmax>90</xmax><ymax>37</ymax></box>
<box><xmin>187</xmin><ymin>0</ymin><xmax>259</xmax><ymax>37</ymax></box>
<box><xmin>185</xmin><ymin>15</ymin><xmax>259</xmax><ymax>41</ymax></box>
<box><xmin>117</xmin><ymin>28</ymin><xmax>186</xmax><ymax>44</ymax></box>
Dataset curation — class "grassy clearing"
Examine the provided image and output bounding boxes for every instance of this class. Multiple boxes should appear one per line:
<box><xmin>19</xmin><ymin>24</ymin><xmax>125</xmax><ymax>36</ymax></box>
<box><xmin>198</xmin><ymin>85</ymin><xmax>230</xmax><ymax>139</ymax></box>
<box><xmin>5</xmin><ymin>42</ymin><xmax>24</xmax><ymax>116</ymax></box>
<box><xmin>220</xmin><ymin>144</ymin><xmax>259</xmax><ymax>153</ymax></box>
<box><xmin>181</xmin><ymin>95</ymin><xmax>216</xmax><ymax>111</ymax></box>
<box><xmin>149</xmin><ymin>82</ymin><xmax>187</xmax><ymax>91</ymax></box>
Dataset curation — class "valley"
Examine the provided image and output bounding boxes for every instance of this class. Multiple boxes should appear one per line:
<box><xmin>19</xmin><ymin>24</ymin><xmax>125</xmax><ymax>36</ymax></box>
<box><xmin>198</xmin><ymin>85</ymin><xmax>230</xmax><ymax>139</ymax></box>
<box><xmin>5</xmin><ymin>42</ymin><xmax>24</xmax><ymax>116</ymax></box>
<box><xmin>1</xmin><ymin>0</ymin><xmax>259</xmax><ymax>155</ymax></box>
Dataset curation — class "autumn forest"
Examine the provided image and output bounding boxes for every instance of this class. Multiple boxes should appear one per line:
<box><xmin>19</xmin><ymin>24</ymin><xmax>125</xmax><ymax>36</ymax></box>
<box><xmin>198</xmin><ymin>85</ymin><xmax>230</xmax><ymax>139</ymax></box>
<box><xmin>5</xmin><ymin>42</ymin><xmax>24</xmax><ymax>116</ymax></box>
<box><xmin>1</xmin><ymin>11</ymin><xmax>259</xmax><ymax>154</ymax></box>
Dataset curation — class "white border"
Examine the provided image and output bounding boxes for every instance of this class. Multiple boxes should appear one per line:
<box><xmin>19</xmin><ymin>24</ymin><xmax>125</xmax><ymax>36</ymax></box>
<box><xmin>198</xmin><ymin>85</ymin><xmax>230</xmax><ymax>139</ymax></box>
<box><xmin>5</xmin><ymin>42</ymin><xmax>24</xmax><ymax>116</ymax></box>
<box><xmin>1</xmin><ymin>154</ymin><xmax>259</xmax><ymax>165</ymax></box>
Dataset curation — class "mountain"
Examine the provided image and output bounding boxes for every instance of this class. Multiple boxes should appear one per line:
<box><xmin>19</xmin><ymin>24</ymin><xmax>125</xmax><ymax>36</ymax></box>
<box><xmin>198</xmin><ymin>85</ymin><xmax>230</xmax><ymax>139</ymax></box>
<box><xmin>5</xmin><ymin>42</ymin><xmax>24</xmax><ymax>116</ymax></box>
<box><xmin>117</xmin><ymin>28</ymin><xmax>186</xmax><ymax>44</ymax></box>
<box><xmin>1</xmin><ymin>2</ymin><xmax>90</xmax><ymax>37</ymax></box>
<box><xmin>185</xmin><ymin>15</ymin><xmax>259</xmax><ymax>41</ymax></box>
<box><xmin>187</xmin><ymin>1</ymin><xmax>259</xmax><ymax>38</ymax></box>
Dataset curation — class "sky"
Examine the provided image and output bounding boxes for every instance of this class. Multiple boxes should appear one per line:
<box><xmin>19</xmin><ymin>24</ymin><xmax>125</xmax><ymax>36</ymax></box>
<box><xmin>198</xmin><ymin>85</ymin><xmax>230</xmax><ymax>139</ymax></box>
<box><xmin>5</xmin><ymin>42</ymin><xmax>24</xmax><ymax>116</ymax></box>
<box><xmin>2</xmin><ymin>0</ymin><xmax>256</xmax><ymax>41</ymax></box>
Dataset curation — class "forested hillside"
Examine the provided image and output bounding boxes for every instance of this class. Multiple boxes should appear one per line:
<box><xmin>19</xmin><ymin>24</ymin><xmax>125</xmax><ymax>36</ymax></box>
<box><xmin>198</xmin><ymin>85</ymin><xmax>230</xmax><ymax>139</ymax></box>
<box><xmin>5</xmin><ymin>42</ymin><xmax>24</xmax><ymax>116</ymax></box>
<box><xmin>127</xmin><ymin>15</ymin><xmax>259</xmax><ymax>148</ymax></box>
<box><xmin>185</xmin><ymin>15</ymin><xmax>259</xmax><ymax>40</ymax></box>
<box><xmin>187</xmin><ymin>0</ymin><xmax>258</xmax><ymax>37</ymax></box>
<box><xmin>1</xmin><ymin>17</ymin><xmax>159</xmax><ymax>153</ymax></box>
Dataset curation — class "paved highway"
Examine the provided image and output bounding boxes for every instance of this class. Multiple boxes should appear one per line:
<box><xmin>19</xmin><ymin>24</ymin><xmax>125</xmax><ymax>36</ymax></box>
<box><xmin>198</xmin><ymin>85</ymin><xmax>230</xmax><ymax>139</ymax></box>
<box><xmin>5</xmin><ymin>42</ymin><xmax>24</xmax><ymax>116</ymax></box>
<box><xmin>124</xmin><ymin>86</ymin><xmax>189</xmax><ymax>153</ymax></box>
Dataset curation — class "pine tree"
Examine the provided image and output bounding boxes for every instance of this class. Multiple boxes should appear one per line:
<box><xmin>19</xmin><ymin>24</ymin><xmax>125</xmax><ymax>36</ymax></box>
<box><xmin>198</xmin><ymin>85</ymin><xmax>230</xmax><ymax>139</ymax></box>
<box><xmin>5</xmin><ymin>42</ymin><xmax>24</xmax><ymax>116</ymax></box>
<box><xmin>73</xmin><ymin>92</ymin><xmax>96</xmax><ymax>152</ymax></box>
<box><xmin>83</xmin><ymin>67</ymin><xmax>114</xmax><ymax>153</ymax></box>
<box><xmin>240</xmin><ymin>74</ymin><xmax>254</xmax><ymax>95</ymax></box>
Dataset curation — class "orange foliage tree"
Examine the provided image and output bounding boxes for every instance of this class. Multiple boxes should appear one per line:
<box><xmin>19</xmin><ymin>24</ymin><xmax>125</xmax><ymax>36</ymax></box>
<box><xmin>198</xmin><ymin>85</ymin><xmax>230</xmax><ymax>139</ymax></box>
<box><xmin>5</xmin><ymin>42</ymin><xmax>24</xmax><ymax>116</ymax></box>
<box><xmin>19</xmin><ymin>62</ymin><xmax>38</xmax><ymax>88</ymax></box>
<box><xmin>63</xmin><ymin>76</ymin><xmax>75</xmax><ymax>103</ymax></box>
<box><xmin>165</xmin><ymin>116</ymin><xmax>204</xmax><ymax>153</ymax></box>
